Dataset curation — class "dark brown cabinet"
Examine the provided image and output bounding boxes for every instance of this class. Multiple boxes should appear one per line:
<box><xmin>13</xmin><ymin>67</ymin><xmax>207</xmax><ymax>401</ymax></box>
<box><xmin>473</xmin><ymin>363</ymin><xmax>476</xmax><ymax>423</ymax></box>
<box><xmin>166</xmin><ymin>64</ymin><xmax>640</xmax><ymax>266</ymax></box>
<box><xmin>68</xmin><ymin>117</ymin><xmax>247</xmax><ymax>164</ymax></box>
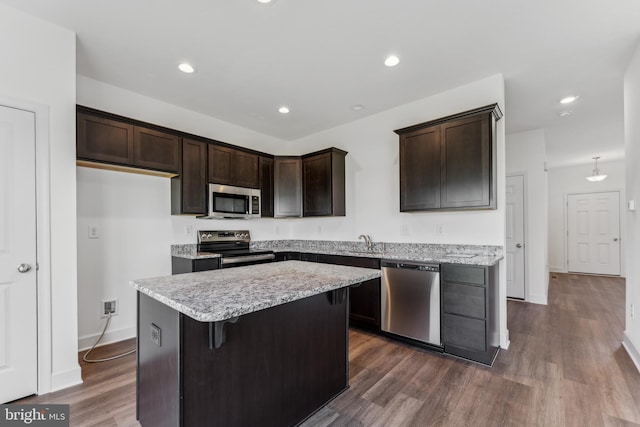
<box><xmin>259</xmin><ymin>156</ymin><xmax>274</xmax><ymax>217</ymax></box>
<box><xmin>316</xmin><ymin>254</ymin><xmax>381</xmax><ymax>331</ymax></box>
<box><xmin>171</xmin><ymin>256</ymin><xmax>220</xmax><ymax>274</ymax></box>
<box><xmin>274</xmin><ymin>156</ymin><xmax>303</xmax><ymax>217</ymax></box>
<box><xmin>171</xmin><ymin>138</ymin><xmax>207</xmax><ymax>215</ymax></box>
<box><xmin>441</xmin><ymin>263</ymin><xmax>499</xmax><ymax>365</ymax></box>
<box><xmin>395</xmin><ymin>104</ymin><xmax>502</xmax><ymax>212</ymax></box>
<box><xmin>77</xmin><ymin>109</ymin><xmax>180</xmax><ymax>173</ymax></box>
<box><xmin>77</xmin><ymin>112</ymin><xmax>134</xmax><ymax>165</ymax></box>
<box><xmin>208</xmin><ymin>144</ymin><xmax>259</xmax><ymax>189</ymax></box>
<box><xmin>302</xmin><ymin>148</ymin><xmax>347</xmax><ymax>217</ymax></box>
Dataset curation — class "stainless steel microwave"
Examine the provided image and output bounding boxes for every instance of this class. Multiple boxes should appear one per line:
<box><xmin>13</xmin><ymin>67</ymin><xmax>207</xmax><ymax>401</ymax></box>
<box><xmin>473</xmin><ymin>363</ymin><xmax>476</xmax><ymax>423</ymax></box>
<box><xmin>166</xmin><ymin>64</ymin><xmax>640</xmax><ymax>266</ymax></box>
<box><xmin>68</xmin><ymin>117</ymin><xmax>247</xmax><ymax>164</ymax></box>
<box><xmin>207</xmin><ymin>183</ymin><xmax>261</xmax><ymax>219</ymax></box>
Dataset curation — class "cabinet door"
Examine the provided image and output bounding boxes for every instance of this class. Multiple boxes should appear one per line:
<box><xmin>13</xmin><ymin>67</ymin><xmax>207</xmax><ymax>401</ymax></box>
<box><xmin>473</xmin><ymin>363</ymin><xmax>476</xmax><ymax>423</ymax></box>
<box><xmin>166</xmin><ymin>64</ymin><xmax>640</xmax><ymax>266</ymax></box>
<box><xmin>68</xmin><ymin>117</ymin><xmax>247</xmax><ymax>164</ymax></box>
<box><xmin>179</xmin><ymin>138</ymin><xmax>207</xmax><ymax>214</ymax></box>
<box><xmin>77</xmin><ymin>112</ymin><xmax>134</xmax><ymax>165</ymax></box>
<box><xmin>133</xmin><ymin>127</ymin><xmax>181</xmax><ymax>173</ymax></box>
<box><xmin>259</xmin><ymin>156</ymin><xmax>274</xmax><ymax>217</ymax></box>
<box><xmin>233</xmin><ymin>150</ymin><xmax>259</xmax><ymax>188</ymax></box>
<box><xmin>349</xmin><ymin>278</ymin><xmax>381</xmax><ymax>328</ymax></box>
<box><xmin>208</xmin><ymin>144</ymin><xmax>233</xmax><ymax>185</ymax></box>
<box><xmin>303</xmin><ymin>152</ymin><xmax>332</xmax><ymax>216</ymax></box>
<box><xmin>440</xmin><ymin>114</ymin><xmax>492</xmax><ymax>208</ymax></box>
<box><xmin>399</xmin><ymin>125</ymin><xmax>441</xmax><ymax>211</ymax></box>
<box><xmin>274</xmin><ymin>157</ymin><xmax>302</xmax><ymax>217</ymax></box>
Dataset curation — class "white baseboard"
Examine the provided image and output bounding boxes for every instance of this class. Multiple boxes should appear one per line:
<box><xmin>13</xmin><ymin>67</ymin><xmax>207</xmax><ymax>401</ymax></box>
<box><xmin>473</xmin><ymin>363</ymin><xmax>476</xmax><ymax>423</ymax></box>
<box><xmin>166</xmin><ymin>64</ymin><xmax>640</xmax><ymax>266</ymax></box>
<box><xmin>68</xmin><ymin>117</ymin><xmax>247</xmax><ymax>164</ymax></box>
<box><xmin>549</xmin><ymin>266</ymin><xmax>567</xmax><ymax>273</ymax></box>
<box><xmin>623</xmin><ymin>333</ymin><xmax>640</xmax><ymax>374</ymax></box>
<box><xmin>50</xmin><ymin>366</ymin><xmax>83</xmax><ymax>393</ymax></box>
<box><xmin>526</xmin><ymin>293</ymin><xmax>548</xmax><ymax>305</ymax></box>
<box><xmin>501</xmin><ymin>329</ymin><xmax>510</xmax><ymax>350</ymax></box>
<box><xmin>78</xmin><ymin>325</ymin><xmax>137</xmax><ymax>352</ymax></box>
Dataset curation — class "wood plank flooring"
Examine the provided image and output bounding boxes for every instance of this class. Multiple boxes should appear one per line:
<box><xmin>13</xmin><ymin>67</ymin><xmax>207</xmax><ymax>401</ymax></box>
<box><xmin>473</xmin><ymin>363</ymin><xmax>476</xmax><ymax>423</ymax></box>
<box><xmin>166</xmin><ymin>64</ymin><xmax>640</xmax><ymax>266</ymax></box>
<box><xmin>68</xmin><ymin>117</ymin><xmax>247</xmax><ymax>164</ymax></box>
<box><xmin>14</xmin><ymin>273</ymin><xmax>640</xmax><ymax>426</ymax></box>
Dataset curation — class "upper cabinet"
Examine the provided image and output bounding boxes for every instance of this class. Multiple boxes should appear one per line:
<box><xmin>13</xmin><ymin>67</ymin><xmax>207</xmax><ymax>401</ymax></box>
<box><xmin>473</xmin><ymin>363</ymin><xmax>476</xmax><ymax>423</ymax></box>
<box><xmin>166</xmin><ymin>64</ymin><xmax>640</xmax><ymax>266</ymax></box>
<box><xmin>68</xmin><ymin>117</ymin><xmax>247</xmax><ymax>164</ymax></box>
<box><xmin>208</xmin><ymin>144</ymin><xmax>259</xmax><ymax>189</ymax></box>
<box><xmin>172</xmin><ymin>138</ymin><xmax>207</xmax><ymax>215</ymax></box>
<box><xmin>302</xmin><ymin>148</ymin><xmax>347</xmax><ymax>217</ymax></box>
<box><xmin>77</xmin><ymin>108</ymin><xmax>180</xmax><ymax>174</ymax></box>
<box><xmin>274</xmin><ymin>157</ymin><xmax>303</xmax><ymax>218</ymax></box>
<box><xmin>259</xmin><ymin>156</ymin><xmax>275</xmax><ymax>218</ymax></box>
<box><xmin>395</xmin><ymin>104</ymin><xmax>502</xmax><ymax>212</ymax></box>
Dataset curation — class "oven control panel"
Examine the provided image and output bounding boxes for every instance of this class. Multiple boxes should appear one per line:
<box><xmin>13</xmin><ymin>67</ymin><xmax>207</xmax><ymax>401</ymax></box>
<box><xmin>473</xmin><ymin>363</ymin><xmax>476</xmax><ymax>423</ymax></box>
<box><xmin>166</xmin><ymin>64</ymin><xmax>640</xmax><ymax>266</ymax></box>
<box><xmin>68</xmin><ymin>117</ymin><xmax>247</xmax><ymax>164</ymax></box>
<box><xmin>198</xmin><ymin>230</ymin><xmax>251</xmax><ymax>243</ymax></box>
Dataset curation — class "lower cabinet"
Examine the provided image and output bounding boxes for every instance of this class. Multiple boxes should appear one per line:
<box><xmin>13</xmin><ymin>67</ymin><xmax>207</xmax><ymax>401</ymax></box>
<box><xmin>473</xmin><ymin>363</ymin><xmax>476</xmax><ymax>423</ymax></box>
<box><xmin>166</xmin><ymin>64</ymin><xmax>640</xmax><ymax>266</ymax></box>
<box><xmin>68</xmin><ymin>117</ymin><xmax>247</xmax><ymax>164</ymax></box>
<box><xmin>171</xmin><ymin>257</ymin><xmax>220</xmax><ymax>274</ymax></box>
<box><xmin>316</xmin><ymin>254</ymin><xmax>381</xmax><ymax>331</ymax></box>
<box><xmin>441</xmin><ymin>263</ymin><xmax>499</xmax><ymax>365</ymax></box>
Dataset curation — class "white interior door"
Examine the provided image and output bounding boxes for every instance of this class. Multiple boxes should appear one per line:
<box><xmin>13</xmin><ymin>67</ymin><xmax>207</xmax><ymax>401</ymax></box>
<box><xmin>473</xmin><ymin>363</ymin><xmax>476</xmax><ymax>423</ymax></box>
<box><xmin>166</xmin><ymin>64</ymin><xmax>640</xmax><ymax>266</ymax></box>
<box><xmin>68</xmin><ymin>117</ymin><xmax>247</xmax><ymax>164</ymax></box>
<box><xmin>506</xmin><ymin>175</ymin><xmax>525</xmax><ymax>299</ymax></box>
<box><xmin>567</xmin><ymin>192</ymin><xmax>620</xmax><ymax>275</ymax></box>
<box><xmin>0</xmin><ymin>105</ymin><xmax>38</xmax><ymax>403</ymax></box>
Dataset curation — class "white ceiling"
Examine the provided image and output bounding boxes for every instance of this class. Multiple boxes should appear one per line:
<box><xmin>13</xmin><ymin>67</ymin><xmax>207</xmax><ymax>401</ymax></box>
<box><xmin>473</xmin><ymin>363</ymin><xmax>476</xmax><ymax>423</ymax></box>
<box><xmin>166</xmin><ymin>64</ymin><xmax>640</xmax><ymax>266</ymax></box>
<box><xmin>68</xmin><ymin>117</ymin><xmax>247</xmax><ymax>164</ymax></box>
<box><xmin>3</xmin><ymin>0</ymin><xmax>639</xmax><ymax>167</ymax></box>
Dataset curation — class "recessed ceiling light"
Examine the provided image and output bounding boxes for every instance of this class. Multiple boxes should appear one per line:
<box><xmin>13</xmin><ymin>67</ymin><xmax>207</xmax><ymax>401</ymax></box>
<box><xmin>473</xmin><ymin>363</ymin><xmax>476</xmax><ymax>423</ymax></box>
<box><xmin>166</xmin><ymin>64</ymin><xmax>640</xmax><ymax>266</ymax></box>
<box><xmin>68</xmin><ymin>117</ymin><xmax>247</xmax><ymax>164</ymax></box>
<box><xmin>384</xmin><ymin>55</ymin><xmax>400</xmax><ymax>67</ymax></box>
<box><xmin>257</xmin><ymin>0</ymin><xmax>275</xmax><ymax>4</ymax></box>
<box><xmin>178</xmin><ymin>63</ymin><xmax>195</xmax><ymax>74</ymax></box>
<box><xmin>351</xmin><ymin>104</ymin><xmax>365</xmax><ymax>111</ymax></box>
<box><xmin>278</xmin><ymin>106</ymin><xmax>290</xmax><ymax>114</ymax></box>
<box><xmin>560</xmin><ymin>95</ymin><xmax>578</xmax><ymax>104</ymax></box>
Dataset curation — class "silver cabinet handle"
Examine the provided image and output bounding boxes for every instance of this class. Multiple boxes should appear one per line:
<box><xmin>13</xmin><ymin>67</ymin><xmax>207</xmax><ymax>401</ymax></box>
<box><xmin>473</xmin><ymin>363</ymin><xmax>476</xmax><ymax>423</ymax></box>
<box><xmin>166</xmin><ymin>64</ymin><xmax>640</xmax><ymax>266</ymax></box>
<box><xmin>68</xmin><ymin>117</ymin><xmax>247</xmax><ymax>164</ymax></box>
<box><xmin>516</xmin><ymin>243</ymin><xmax>523</xmax><ymax>248</ymax></box>
<box><xmin>17</xmin><ymin>264</ymin><xmax>32</xmax><ymax>273</ymax></box>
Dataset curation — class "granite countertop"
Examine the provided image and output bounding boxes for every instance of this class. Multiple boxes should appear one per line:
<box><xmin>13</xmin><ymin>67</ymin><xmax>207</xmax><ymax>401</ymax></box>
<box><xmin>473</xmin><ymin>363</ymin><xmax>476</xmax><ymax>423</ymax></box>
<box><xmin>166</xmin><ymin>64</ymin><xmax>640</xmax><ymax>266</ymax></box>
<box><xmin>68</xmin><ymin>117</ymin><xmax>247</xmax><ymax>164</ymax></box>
<box><xmin>171</xmin><ymin>240</ymin><xmax>503</xmax><ymax>266</ymax></box>
<box><xmin>132</xmin><ymin>260</ymin><xmax>381</xmax><ymax>322</ymax></box>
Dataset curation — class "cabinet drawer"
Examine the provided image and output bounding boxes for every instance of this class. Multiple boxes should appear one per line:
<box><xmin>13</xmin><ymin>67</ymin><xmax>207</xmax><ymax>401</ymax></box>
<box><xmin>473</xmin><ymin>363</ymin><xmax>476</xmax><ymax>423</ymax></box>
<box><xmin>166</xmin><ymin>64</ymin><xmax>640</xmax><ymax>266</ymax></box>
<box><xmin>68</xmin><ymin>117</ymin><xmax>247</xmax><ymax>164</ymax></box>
<box><xmin>442</xmin><ymin>283</ymin><xmax>485</xmax><ymax>318</ymax></box>
<box><xmin>441</xmin><ymin>264</ymin><xmax>486</xmax><ymax>285</ymax></box>
<box><xmin>316</xmin><ymin>254</ymin><xmax>380</xmax><ymax>269</ymax></box>
<box><xmin>442</xmin><ymin>313</ymin><xmax>486</xmax><ymax>352</ymax></box>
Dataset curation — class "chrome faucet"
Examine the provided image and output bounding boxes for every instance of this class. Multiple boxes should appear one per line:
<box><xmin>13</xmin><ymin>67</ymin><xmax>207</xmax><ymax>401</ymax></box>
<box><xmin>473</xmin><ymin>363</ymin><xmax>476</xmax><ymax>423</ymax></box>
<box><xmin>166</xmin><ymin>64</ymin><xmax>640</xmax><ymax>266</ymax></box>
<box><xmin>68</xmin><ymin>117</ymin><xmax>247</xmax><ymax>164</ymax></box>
<box><xmin>358</xmin><ymin>234</ymin><xmax>373</xmax><ymax>251</ymax></box>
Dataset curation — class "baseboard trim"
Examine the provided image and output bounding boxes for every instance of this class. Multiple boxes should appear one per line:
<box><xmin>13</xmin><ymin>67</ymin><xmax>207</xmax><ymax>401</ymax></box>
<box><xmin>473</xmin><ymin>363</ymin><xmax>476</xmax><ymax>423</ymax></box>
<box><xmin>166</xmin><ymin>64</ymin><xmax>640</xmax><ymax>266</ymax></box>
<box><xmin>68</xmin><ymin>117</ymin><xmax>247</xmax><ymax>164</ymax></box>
<box><xmin>50</xmin><ymin>366</ymin><xmax>82</xmax><ymax>393</ymax></box>
<box><xmin>526</xmin><ymin>293</ymin><xmax>548</xmax><ymax>305</ymax></box>
<box><xmin>78</xmin><ymin>326</ymin><xmax>137</xmax><ymax>352</ymax></box>
<box><xmin>549</xmin><ymin>266</ymin><xmax>567</xmax><ymax>273</ymax></box>
<box><xmin>623</xmin><ymin>333</ymin><xmax>640</xmax><ymax>374</ymax></box>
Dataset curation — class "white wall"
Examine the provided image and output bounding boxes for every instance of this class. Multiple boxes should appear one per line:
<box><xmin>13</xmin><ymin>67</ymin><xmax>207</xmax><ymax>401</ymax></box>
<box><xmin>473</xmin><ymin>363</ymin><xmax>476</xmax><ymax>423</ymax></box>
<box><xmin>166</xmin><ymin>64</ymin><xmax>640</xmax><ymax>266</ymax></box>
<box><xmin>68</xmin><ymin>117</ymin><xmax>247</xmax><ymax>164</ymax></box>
<box><xmin>506</xmin><ymin>129</ymin><xmax>549</xmax><ymax>304</ymax></box>
<box><xmin>547</xmin><ymin>160</ymin><xmax>626</xmax><ymax>274</ymax></box>
<box><xmin>77</xmin><ymin>74</ymin><xmax>509</xmax><ymax>348</ymax></box>
<box><xmin>0</xmin><ymin>4</ymin><xmax>81</xmax><ymax>391</ymax></box>
<box><xmin>623</xmin><ymin>40</ymin><xmax>640</xmax><ymax>370</ymax></box>
<box><xmin>76</xmin><ymin>167</ymin><xmax>173</xmax><ymax>349</ymax></box>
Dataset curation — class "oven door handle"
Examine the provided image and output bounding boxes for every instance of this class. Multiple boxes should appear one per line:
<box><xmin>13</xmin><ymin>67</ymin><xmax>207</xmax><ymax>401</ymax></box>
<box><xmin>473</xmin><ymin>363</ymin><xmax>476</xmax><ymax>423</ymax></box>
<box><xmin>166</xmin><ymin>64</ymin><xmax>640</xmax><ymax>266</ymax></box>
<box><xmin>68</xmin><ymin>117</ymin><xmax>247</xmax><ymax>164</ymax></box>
<box><xmin>221</xmin><ymin>253</ymin><xmax>276</xmax><ymax>265</ymax></box>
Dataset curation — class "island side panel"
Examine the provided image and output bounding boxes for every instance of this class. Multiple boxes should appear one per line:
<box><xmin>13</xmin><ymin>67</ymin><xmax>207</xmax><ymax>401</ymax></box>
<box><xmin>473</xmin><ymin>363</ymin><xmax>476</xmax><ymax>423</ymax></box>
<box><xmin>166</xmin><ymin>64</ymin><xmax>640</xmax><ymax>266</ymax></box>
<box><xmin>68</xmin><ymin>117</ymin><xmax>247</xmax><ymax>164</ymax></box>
<box><xmin>181</xmin><ymin>290</ymin><xmax>349</xmax><ymax>427</ymax></box>
<box><xmin>137</xmin><ymin>293</ymin><xmax>181</xmax><ymax>427</ymax></box>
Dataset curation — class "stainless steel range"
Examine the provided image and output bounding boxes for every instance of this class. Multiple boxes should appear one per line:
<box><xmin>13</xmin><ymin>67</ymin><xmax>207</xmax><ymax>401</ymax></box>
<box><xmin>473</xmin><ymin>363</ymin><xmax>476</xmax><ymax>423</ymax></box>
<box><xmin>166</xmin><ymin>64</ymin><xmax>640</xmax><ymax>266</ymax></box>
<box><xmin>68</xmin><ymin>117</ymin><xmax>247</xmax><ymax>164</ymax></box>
<box><xmin>197</xmin><ymin>230</ymin><xmax>275</xmax><ymax>268</ymax></box>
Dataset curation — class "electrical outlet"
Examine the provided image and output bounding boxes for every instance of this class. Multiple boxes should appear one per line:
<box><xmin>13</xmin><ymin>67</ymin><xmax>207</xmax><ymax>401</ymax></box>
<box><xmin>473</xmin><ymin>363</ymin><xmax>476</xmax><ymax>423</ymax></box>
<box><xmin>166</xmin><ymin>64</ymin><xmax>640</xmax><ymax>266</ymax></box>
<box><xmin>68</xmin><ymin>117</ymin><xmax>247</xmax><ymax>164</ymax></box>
<box><xmin>401</xmin><ymin>224</ymin><xmax>410</xmax><ymax>235</ymax></box>
<box><xmin>101</xmin><ymin>299</ymin><xmax>118</xmax><ymax>318</ymax></box>
<box><xmin>150</xmin><ymin>323</ymin><xmax>161</xmax><ymax>346</ymax></box>
<box><xmin>184</xmin><ymin>225</ymin><xmax>193</xmax><ymax>237</ymax></box>
<box><xmin>436</xmin><ymin>224</ymin><xmax>444</xmax><ymax>236</ymax></box>
<box><xmin>88</xmin><ymin>225</ymin><xmax>100</xmax><ymax>239</ymax></box>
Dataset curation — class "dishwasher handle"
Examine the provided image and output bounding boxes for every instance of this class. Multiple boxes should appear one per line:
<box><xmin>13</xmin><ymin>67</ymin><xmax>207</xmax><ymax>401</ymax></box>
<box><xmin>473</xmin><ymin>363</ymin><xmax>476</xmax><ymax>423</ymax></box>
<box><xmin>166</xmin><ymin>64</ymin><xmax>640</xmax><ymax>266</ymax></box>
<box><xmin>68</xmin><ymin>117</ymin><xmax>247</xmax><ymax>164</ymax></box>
<box><xmin>381</xmin><ymin>260</ymin><xmax>440</xmax><ymax>272</ymax></box>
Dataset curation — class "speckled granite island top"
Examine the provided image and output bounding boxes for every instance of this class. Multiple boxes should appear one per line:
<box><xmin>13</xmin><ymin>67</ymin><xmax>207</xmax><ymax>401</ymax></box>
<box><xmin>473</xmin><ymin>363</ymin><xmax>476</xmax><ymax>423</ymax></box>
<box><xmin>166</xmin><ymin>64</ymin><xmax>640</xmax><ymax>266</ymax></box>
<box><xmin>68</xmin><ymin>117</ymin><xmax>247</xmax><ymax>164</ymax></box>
<box><xmin>132</xmin><ymin>260</ymin><xmax>381</xmax><ymax>322</ymax></box>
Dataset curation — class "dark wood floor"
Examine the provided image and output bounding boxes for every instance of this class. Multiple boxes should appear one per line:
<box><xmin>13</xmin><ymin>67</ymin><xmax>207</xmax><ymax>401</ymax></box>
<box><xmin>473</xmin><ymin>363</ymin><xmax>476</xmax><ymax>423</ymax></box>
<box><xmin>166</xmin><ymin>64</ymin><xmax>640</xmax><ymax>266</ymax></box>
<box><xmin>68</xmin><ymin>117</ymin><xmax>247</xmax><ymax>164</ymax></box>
<box><xmin>15</xmin><ymin>273</ymin><xmax>640</xmax><ymax>426</ymax></box>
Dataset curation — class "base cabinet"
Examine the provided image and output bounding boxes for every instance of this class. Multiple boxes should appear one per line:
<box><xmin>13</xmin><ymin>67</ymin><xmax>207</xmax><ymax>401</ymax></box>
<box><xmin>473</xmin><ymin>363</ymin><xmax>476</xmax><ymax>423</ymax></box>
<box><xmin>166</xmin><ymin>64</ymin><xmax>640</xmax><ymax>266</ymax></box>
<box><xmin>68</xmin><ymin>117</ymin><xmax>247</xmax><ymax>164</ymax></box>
<box><xmin>137</xmin><ymin>289</ymin><xmax>348</xmax><ymax>427</ymax></box>
<box><xmin>316</xmin><ymin>254</ymin><xmax>381</xmax><ymax>331</ymax></box>
<box><xmin>441</xmin><ymin>263</ymin><xmax>499</xmax><ymax>365</ymax></box>
<box><xmin>171</xmin><ymin>257</ymin><xmax>220</xmax><ymax>274</ymax></box>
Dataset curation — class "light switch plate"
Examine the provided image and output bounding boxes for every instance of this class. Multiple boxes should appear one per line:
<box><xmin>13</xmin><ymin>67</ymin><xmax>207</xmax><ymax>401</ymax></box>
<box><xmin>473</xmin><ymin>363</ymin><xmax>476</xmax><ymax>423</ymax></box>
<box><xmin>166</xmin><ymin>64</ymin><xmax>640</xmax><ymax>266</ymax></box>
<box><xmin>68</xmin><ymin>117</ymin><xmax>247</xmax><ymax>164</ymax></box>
<box><xmin>629</xmin><ymin>200</ymin><xmax>636</xmax><ymax>212</ymax></box>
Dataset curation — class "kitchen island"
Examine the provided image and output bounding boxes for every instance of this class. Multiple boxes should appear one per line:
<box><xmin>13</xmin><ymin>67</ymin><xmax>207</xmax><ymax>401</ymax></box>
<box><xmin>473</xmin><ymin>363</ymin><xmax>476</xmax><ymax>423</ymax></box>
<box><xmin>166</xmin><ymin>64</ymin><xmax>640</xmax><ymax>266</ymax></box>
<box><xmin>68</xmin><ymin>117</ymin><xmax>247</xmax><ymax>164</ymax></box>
<box><xmin>132</xmin><ymin>260</ymin><xmax>381</xmax><ymax>427</ymax></box>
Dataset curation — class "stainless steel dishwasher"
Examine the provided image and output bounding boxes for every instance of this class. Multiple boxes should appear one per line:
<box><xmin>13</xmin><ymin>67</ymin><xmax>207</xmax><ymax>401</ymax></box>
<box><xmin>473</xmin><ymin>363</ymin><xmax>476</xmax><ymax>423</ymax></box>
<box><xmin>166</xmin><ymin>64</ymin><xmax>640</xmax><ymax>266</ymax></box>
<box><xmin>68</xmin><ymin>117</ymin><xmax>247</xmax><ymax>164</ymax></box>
<box><xmin>381</xmin><ymin>260</ymin><xmax>441</xmax><ymax>346</ymax></box>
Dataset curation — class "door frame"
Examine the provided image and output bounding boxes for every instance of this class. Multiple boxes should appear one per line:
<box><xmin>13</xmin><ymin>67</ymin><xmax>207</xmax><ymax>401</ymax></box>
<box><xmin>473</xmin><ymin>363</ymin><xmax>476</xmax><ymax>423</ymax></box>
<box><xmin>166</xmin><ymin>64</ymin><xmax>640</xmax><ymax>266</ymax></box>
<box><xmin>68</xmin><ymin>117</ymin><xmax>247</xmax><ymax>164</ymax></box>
<box><xmin>1</xmin><ymin>96</ymin><xmax>53</xmax><ymax>395</ymax></box>
<box><xmin>506</xmin><ymin>172</ymin><xmax>528</xmax><ymax>300</ymax></box>
<box><xmin>565</xmin><ymin>190</ymin><xmax>625</xmax><ymax>276</ymax></box>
